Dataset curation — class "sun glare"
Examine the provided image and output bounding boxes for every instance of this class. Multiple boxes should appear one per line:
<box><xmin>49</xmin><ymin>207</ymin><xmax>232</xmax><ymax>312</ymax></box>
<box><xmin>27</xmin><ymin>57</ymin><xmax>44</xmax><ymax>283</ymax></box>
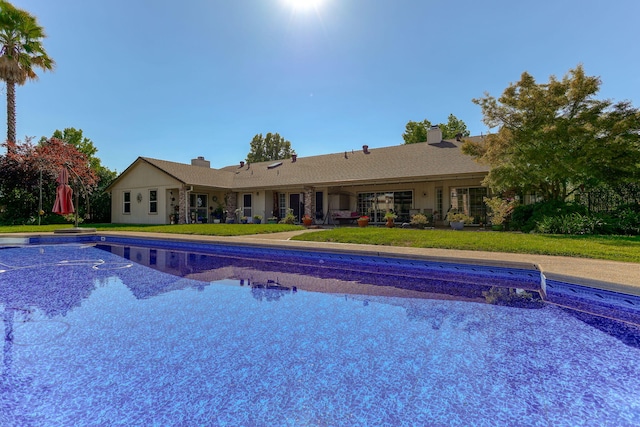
<box><xmin>287</xmin><ymin>0</ymin><xmax>322</xmax><ymax>11</ymax></box>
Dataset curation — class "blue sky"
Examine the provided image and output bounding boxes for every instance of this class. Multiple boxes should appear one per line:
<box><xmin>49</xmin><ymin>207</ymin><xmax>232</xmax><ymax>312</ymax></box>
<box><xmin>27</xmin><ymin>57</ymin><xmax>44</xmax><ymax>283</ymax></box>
<box><xmin>6</xmin><ymin>0</ymin><xmax>640</xmax><ymax>173</ymax></box>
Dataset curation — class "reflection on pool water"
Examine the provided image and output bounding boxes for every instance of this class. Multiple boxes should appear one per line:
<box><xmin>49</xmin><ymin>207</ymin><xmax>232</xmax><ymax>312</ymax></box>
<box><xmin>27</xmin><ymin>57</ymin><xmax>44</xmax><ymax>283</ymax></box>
<box><xmin>1</xmin><ymin>239</ymin><xmax>639</xmax><ymax>426</ymax></box>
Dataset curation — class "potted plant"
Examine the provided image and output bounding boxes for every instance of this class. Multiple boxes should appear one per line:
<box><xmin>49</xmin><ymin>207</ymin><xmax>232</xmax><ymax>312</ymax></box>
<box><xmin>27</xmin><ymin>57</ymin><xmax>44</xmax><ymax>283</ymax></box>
<box><xmin>240</xmin><ymin>216</ymin><xmax>248</xmax><ymax>224</ymax></box>
<box><xmin>409</xmin><ymin>213</ymin><xmax>429</xmax><ymax>229</ymax></box>
<box><xmin>253</xmin><ymin>214</ymin><xmax>262</xmax><ymax>224</ymax></box>
<box><xmin>302</xmin><ymin>214</ymin><xmax>313</xmax><ymax>226</ymax></box>
<box><xmin>212</xmin><ymin>205</ymin><xmax>224</xmax><ymax>223</ymax></box>
<box><xmin>384</xmin><ymin>212</ymin><xmax>397</xmax><ymax>228</ymax></box>
<box><xmin>447</xmin><ymin>211</ymin><xmax>472</xmax><ymax>230</ymax></box>
<box><xmin>357</xmin><ymin>215</ymin><xmax>369</xmax><ymax>227</ymax></box>
<box><xmin>279</xmin><ymin>209</ymin><xmax>297</xmax><ymax>225</ymax></box>
<box><xmin>484</xmin><ymin>196</ymin><xmax>518</xmax><ymax>231</ymax></box>
<box><xmin>267</xmin><ymin>216</ymin><xmax>278</xmax><ymax>224</ymax></box>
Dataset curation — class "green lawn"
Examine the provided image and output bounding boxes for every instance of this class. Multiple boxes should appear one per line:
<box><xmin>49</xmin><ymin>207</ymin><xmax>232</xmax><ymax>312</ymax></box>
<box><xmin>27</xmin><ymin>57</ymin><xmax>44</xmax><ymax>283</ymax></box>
<box><xmin>290</xmin><ymin>228</ymin><xmax>640</xmax><ymax>263</ymax></box>
<box><xmin>1</xmin><ymin>224</ymin><xmax>638</xmax><ymax>263</ymax></box>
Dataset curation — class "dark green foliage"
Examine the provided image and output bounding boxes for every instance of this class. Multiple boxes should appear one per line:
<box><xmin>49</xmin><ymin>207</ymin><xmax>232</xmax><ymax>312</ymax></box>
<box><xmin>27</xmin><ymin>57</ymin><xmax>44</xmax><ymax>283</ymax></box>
<box><xmin>402</xmin><ymin>119</ymin><xmax>430</xmax><ymax>144</ymax></box>
<box><xmin>465</xmin><ymin>65</ymin><xmax>640</xmax><ymax>200</ymax></box>
<box><xmin>608</xmin><ymin>204</ymin><xmax>640</xmax><ymax>235</ymax></box>
<box><xmin>402</xmin><ymin>114</ymin><xmax>470</xmax><ymax>144</ymax></box>
<box><xmin>510</xmin><ymin>200</ymin><xmax>586</xmax><ymax>233</ymax></box>
<box><xmin>580</xmin><ymin>183</ymin><xmax>640</xmax><ymax>213</ymax></box>
<box><xmin>512</xmin><ymin>200</ymin><xmax>640</xmax><ymax>235</ymax></box>
<box><xmin>532</xmin><ymin>203</ymin><xmax>640</xmax><ymax>236</ymax></box>
<box><xmin>535</xmin><ymin>212</ymin><xmax>607</xmax><ymax>235</ymax></box>
<box><xmin>88</xmin><ymin>168</ymin><xmax>116</xmax><ymax>223</ymax></box>
<box><xmin>246</xmin><ymin>133</ymin><xmax>294</xmax><ymax>163</ymax></box>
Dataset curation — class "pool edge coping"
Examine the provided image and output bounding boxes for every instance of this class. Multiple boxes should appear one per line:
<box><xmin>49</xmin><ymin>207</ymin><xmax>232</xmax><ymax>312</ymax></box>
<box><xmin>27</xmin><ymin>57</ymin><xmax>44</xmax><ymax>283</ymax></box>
<box><xmin>2</xmin><ymin>230</ymin><xmax>639</xmax><ymax>298</ymax></box>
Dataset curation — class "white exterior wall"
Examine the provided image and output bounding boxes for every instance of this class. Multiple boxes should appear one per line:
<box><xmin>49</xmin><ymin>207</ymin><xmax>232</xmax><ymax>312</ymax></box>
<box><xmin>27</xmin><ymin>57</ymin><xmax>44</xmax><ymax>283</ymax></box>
<box><xmin>110</xmin><ymin>162</ymin><xmax>182</xmax><ymax>224</ymax></box>
<box><xmin>108</xmin><ymin>160</ymin><xmax>486</xmax><ymax>225</ymax></box>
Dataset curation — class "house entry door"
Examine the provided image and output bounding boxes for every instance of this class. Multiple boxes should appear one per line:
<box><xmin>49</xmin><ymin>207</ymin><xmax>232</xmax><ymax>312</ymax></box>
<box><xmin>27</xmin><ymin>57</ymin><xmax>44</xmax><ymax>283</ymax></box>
<box><xmin>289</xmin><ymin>194</ymin><xmax>301</xmax><ymax>222</ymax></box>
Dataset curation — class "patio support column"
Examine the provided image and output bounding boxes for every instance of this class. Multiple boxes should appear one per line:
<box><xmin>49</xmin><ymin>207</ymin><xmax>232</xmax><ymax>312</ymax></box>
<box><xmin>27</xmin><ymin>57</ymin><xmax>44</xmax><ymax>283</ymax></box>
<box><xmin>225</xmin><ymin>192</ymin><xmax>237</xmax><ymax>222</ymax></box>
<box><xmin>178</xmin><ymin>186</ymin><xmax>187</xmax><ymax>224</ymax></box>
<box><xmin>304</xmin><ymin>187</ymin><xmax>314</xmax><ymax>219</ymax></box>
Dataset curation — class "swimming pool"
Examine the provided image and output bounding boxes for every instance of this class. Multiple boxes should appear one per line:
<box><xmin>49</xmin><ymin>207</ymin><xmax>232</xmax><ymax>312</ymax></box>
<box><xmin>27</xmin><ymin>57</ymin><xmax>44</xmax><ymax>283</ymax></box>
<box><xmin>1</xmin><ymin>236</ymin><xmax>639</xmax><ymax>426</ymax></box>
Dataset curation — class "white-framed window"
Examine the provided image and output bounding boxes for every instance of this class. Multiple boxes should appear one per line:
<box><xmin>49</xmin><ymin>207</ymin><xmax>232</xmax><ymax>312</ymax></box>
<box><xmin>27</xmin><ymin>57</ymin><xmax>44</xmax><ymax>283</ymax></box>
<box><xmin>243</xmin><ymin>194</ymin><xmax>252</xmax><ymax>219</ymax></box>
<box><xmin>436</xmin><ymin>188</ymin><xmax>443</xmax><ymax>220</ymax></box>
<box><xmin>189</xmin><ymin>193</ymin><xmax>208</xmax><ymax>223</ymax></box>
<box><xmin>123</xmin><ymin>191</ymin><xmax>131</xmax><ymax>214</ymax></box>
<box><xmin>278</xmin><ymin>193</ymin><xmax>287</xmax><ymax>218</ymax></box>
<box><xmin>149</xmin><ymin>189</ymin><xmax>158</xmax><ymax>214</ymax></box>
<box><xmin>451</xmin><ymin>187</ymin><xmax>487</xmax><ymax>223</ymax></box>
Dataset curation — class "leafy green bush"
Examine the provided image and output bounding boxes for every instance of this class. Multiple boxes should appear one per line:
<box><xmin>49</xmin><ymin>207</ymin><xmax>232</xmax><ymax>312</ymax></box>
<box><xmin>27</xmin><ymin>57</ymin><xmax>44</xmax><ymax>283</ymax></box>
<box><xmin>609</xmin><ymin>205</ymin><xmax>640</xmax><ymax>235</ymax></box>
<box><xmin>535</xmin><ymin>212</ymin><xmax>608</xmax><ymax>235</ymax></box>
<box><xmin>511</xmin><ymin>200</ymin><xmax>586</xmax><ymax>233</ymax></box>
<box><xmin>279</xmin><ymin>209</ymin><xmax>297</xmax><ymax>225</ymax></box>
<box><xmin>515</xmin><ymin>200</ymin><xmax>639</xmax><ymax>235</ymax></box>
<box><xmin>409</xmin><ymin>213</ymin><xmax>429</xmax><ymax>228</ymax></box>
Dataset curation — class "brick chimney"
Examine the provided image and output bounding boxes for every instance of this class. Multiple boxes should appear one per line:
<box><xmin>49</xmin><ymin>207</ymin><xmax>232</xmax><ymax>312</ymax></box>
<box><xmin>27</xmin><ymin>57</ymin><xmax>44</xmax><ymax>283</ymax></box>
<box><xmin>239</xmin><ymin>161</ymin><xmax>245</xmax><ymax>168</ymax></box>
<box><xmin>427</xmin><ymin>126</ymin><xmax>442</xmax><ymax>144</ymax></box>
<box><xmin>362</xmin><ymin>145</ymin><xmax>370</xmax><ymax>154</ymax></box>
<box><xmin>191</xmin><ymin>156</ymin><xmax>210</xmax><ymax>168</ymax></box>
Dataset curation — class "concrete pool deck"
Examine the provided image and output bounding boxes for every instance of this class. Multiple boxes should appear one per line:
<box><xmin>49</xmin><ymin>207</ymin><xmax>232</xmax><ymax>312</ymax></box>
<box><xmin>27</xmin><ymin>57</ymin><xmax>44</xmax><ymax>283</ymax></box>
<box><xmin>3</xmin><ymin>229</ymin><xmax>639</xmax><ymax>296</ymax></box>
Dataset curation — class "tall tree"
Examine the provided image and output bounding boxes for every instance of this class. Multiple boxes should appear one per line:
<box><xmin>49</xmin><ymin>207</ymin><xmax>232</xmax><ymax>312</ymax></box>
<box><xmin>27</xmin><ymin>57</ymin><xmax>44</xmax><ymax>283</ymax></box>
<box><xmin>402</xmin><ymin>114</ymin><xmax>470</xmax><ymax>144</ymax></box>
<box><xmin>440</xmin><ymin>114</ymin><xmax>470</xmax><ymax>139</ymax></box>
<box><xmin>402</xmin><ymin>119</ymin><xmax>431</xmax><ymax>144</ymax></box>
<box><xmin>40</xmin><ymin>128</ymin><xmax>101</xmax><ymax>169</ymax></box>
<box><xmin>0</xmin><ymin>137</ymin><xmax>96</xmax><ymax>223</ymax></box>
<box><xmin>462</xmin><ymin>65</ymin><xmax>640</xmax><ymax>201</ymax></box>
<box><xmin>0</xmin><ymin>1</ymin><xmax>54</xmax><ymax>142</ymax></box>
<box><xmin>40</xmin><ymin>128</ymin><xmax>117</xmax><ymax>222</ymax></box>
<box><xmin>246</xmin><ymin>132</ymin><xmax>295</xmax><ymax>163</ymax></box>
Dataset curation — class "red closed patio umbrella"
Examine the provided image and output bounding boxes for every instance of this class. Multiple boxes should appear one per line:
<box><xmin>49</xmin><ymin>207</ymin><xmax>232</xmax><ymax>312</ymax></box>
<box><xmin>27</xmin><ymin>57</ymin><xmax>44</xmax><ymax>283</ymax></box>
<box><xmin>52</xmin><ymin>167</ymin><xmax>74</xmax><ymax>215</ymax></box>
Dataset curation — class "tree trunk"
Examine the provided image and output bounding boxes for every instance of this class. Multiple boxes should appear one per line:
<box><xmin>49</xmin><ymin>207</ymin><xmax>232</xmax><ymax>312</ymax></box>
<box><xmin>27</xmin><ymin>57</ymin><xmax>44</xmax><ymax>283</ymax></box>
<box><xmin>6</xmin><ymin>81</ymin><xmax>16</xmax><ymax>143</ymax></box>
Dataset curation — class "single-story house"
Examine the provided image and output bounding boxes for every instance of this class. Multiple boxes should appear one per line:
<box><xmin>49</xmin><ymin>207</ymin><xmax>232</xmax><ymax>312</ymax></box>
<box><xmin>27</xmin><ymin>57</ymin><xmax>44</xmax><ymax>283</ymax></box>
<box><xmin>106</xmin><ymin>127</ymin><xmax>491</xmax><ymax>225</ymax></box>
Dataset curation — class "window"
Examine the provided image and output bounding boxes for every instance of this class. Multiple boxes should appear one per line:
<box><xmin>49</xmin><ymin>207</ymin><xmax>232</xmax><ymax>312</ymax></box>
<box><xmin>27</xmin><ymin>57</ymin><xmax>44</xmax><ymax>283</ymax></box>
<box><xmin>278</xmin><ymin>193</ymin><xmax>287</xmax><ymax>218</ymax></box>
<box><xmin>436</xmin><ymin>188</ymin><xmax>443</xmax><ymax>220</ymax></box>
<box><xmin>189</xmin><ymin>193</ymin><xmax>208</xmax><ymax>223</ymax></box>
<box><xmin>451</xmin><ymin>187</ymin><xmax>487</xmax><ymax>223</ymax></box>
<box><xmin>149</xmin><ymin>190</ymin><xmax>157</xmax><ymax>214</ymax></box>
<box><xmin>243</xmin><ymin>194</ymin><xmax>252</xmax><ymax>218</ymax></box>
<box><xmin>123</xmin><ymin>192</ymin><xmax>131</xmax><ymax>214</ymax></box>
<box><xmin>357</xmin><ymin>191</ymin><xmax>413</xmax><ymax>223</ymax></box>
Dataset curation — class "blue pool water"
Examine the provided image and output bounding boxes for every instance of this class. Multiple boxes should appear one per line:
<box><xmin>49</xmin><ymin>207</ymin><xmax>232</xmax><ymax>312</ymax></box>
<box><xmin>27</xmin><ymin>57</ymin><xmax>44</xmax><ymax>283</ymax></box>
<box><xmin>1</xmin><ymin>238</ymin><xmax>640</xmax><ymax>426</ymax></box>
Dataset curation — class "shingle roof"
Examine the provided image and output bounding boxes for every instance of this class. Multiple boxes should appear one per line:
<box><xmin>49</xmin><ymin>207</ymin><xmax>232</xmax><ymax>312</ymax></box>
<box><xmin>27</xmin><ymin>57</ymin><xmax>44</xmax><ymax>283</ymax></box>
<box><xmin>223</xmin><ymin>137</ymin><xmax>489</xmax><ymax>189</ymax></box>
<box><xmin>110</xmin><ymin>137</ymin><xmax>489</xmax><ymax>191</ymax></box>
<box><xmin>139</xmin><ymin>157</ymin><xmax>235</xmax><ymax>188</ymax></box>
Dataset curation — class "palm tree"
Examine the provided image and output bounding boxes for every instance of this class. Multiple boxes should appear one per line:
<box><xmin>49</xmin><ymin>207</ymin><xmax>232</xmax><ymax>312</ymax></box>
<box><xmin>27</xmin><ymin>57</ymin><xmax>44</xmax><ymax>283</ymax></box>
<box><xmin>0</xmin><ymin>1</ymin><xmax>54</xmax><ymax>143</ymax></box>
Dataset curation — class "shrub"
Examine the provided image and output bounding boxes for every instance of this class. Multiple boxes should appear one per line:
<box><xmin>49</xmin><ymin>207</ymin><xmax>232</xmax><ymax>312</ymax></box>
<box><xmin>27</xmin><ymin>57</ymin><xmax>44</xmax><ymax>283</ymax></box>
<box><xmin>384</xmin><ymin>212</ymin><xmax>397</xmax><ymax>220</ymax></box>
<box><xmin>409</xmin><ymin>213</ymin><xmax>429</xmax><ymax>228</ymax></box>
<box><xmin>511</xmin><ymin>200</ymin><xmax>586</xmax><ymax>233</ymax></box>
<box><xmin>447</xmin><ymin>211</ymin><xmax>473</xmax><ymax>224</ymax></box>
<box><xmin>535</xmin><ymin>212</ymin><xmax>607</xmax><ymax>235</ymax></box>
<box><xmin>279</xmin><ymin>209</ymin><xmax>296</xmax><ymax>225</ymax></box>
<box><xmin>484</xmin><ymin>196</ymin><xmax>518</xmax><ymax>226</ymax></box>
<box><xmin>609</xmin><ymin>206</ymin><xmax>640</xmax><ymax>235</ymax></box>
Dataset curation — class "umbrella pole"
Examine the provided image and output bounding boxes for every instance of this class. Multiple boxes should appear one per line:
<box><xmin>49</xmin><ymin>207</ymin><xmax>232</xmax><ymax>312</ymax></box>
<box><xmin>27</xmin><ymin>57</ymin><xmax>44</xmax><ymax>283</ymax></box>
<box><xmin>38</xmin><ymin>169</ymin><xmax>43</xmax><ymax>226</ymax></box>
<box><xmin>74</xmin><ymin>182</ymin><xmax>80</xmax><ymax>228</ymax></box>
